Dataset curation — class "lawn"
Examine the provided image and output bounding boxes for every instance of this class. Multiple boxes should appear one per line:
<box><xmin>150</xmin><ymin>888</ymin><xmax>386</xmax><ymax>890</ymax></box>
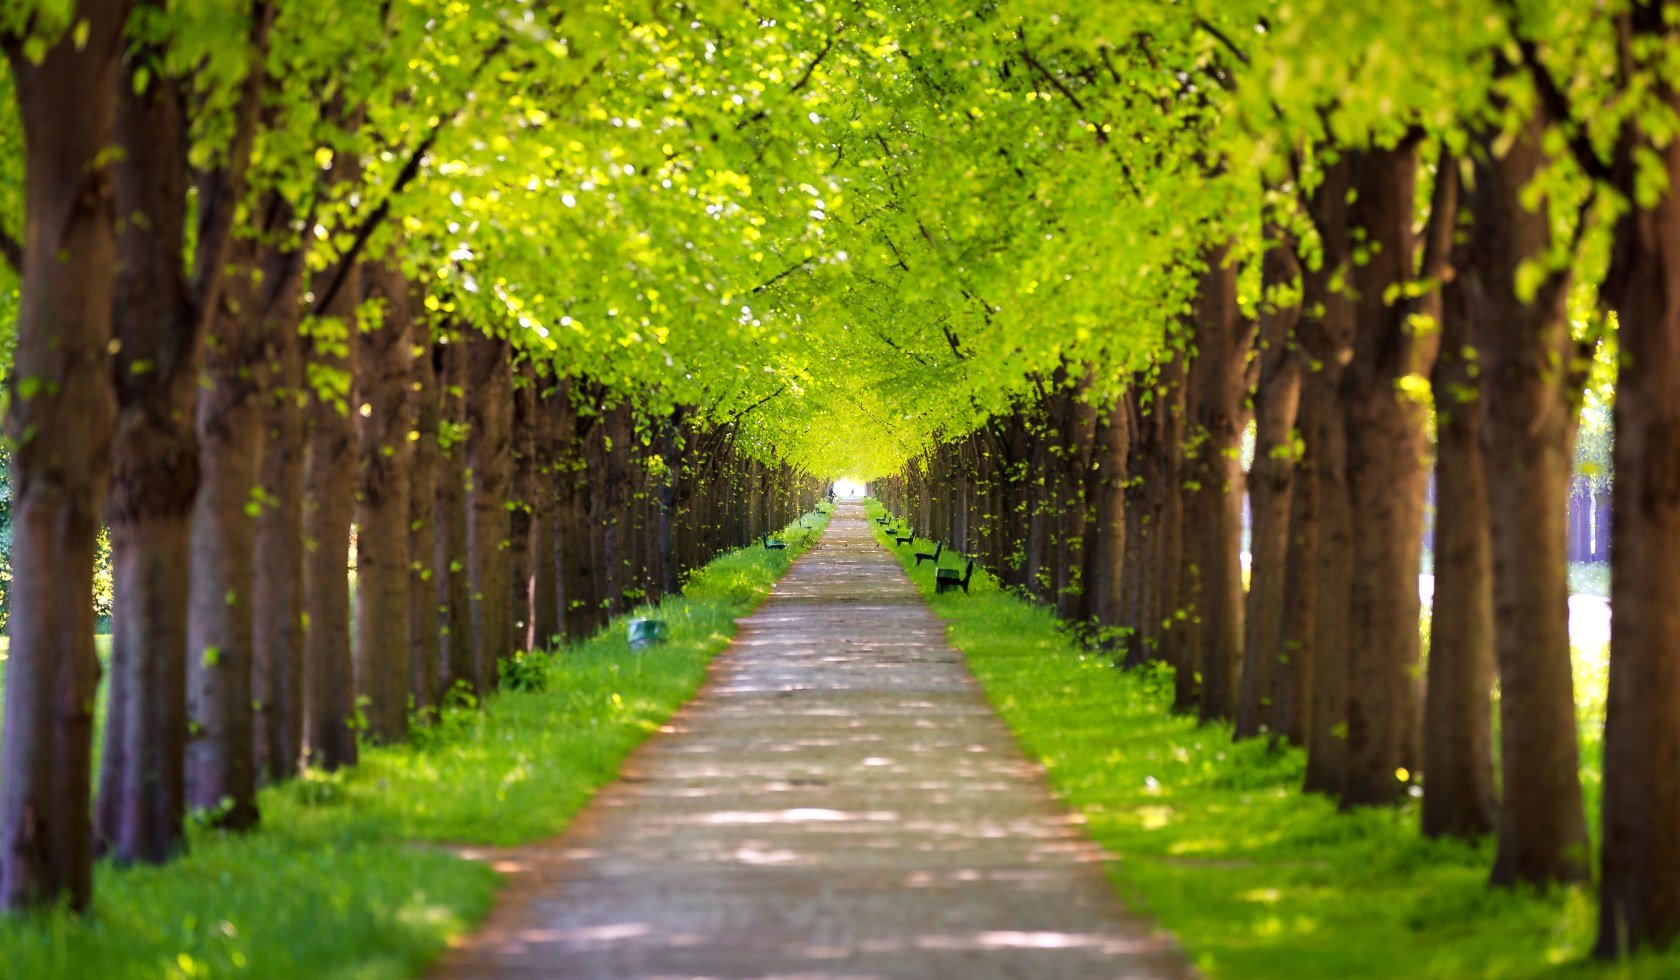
<box><xmin>0</xmin><ymin>509</ymin><xmax>828</xmax><ymax>979</ymax></box>
<box><xmin>865</xmin><ymin>500</ymin><xmax>1671</xmax><ymax>979</ymax></box>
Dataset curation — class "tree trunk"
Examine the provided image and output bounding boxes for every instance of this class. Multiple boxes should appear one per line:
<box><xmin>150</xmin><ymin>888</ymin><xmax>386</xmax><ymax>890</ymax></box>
<box><xmin>186</xmin><ymin>274</ymin><xmax>266</xmax><ymax>830</ymax></box>
<box><xmin>1301</xmin><ymin>157</ymin><xmax>1355</xmax><ymax>794</ymax></box>
<box><xmin>1023</xmin><ymin>419</ymin><xmax>1050</xmax><ymax>600</ymax></box>
<box><xmin>1268</xmin><ymin>329</ymin><xmax>1319</xmax><ymax>748</ymax></box>
<box><xmin>1236</xmin><ymin>238</ymin><xmax>1303</xmax><ymax>739</ymax></box>
<box><xmin>1057</xmin><ymin>377</ymin><xmax>1099</xmax><ymax>622</ymax></box>
<box><xmin>0</xmin><ymin>3</ymin><xmax>127</xmax><ymax>911</ymax></box>
<box><xmin>1147</xmin><ymin>351</ymin><xmax>1195</xmax><ymax>711</ymax></box>
<box><xmin>434</xmin><ymin>337</ymin><xmax>473</xmax><ymax>697</ymax></box>
<box><xmin>408</xmin><ymin>328</ymin><xmax>441</xmax><ymax>715</ymax></box>
<box><xmin>1189</xmin><ymin>251</ymin><xmax>1254</xmax><ymax>724</ymax></box>
<box><xmin>558</xmin><ymin>395</ymin><xmax>594</xmax><ymax>640</ymax></box>
<box><xmin>1340</xmin><ymin>142</ymin><xmax>1436</xmax><ymax>809</ymax></box>
<box><xmin>508</xmin><ymin>364</ymin><xmax>536</xmax><ymax>648</ymax></box>
<box><xmin>1087</xmin><ymin>394</ymin><xmax>1130</xmax><ymax>632</ymax></box>
<box><xmin>351</xmin><ymin>263</ymin><xmax>413</xmax><ymax>744</ymax></box>
<box><xmin>301</xmin><ymin>258</ymin><xmax>361</xmax><ymax>771</ymax></box>
<box><xmin>529</xmin><ymin>375</ymin><xmax>562</xmax><ymax>648</ymax></box>
<box><xmin>1598</xmin><ymin>64</ymin><xmax>1680</xmax><ymax>956</ymax></box>
<box><xmin>98</xmin><ymin>56</ymin><xmax>195</xmax><ymax>864</ymax></box>
<box><xmin>1422</xmin><ymin>209</ymin><xmax>1497</xmax><ymax>841</ymax></box>
<box><xmin>466</xmin><ymin>333</ymin><xmax>513</xmax><ymax>694</ymax></box>
<box><xmin>1463</xmin><ymin>116</ymin><xmax>1590</xmax><ymax>882</ymax></box>
<box><xmin>252</xmin><ymin>227</ymin><xmax>307</xmax><ymax>783</ymax></box>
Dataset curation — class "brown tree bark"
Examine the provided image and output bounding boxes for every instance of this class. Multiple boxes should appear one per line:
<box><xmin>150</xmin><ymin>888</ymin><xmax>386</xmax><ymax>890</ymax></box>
<box><xmin>408</xmin><ymin>326</ymin><xmax>441</xmax><ymax>715</ymax></box>
<box><xmin>185</xmin><ymin>261</ymin><xmax>266</xmax><ymax>830</ymax></box>
<box><xmin>1462</xmin><ymin>115</ymin><xmax>1589</xmax><ymax>883</ymax></box>
<box><xmin>1598</xmin><ymin>27</ymin><xmax>1680</xmax><ymax>953</ymax></box>
<box><xmin>508</xmin><ymin>364</ymin><xmax>537</xmax><ymax>647</ymax></box>
<box><xmin>301</xmin><ymin>255</ymin><xmax>361</xmax><ymax>771</ymax></box>
<box><xmin>466</xmin><ymin>333</ymin><xmax>514</xmax><ymax>693</ymax></box>
<box><xmin>1422</xmin><ymin>183</ymin><xmax>1497</xmax><ymax>841</ymax></box>
<box><xmin>1188</xmin><ymin>251</ymin><xmax>1255</xmax><ymax>724</ymax></box>
<box><xmin>1120</xmin><ymin>386</ymin><xmax>1153</xmax><ymax>666</ymax></box>
<box><xmin>351</xmin><ymin>263</ymin><xmax>414</xmax><ymax>744</ymax></box>
<box><xmin>180</xmin><ymin>12</ymin><xmax>273</xmax><ymax>828</ymax></box>
<box><xmin>1301</xmin><ymin>157</ymin><xmax>1356</xmax><ymax>794</ymax></box>
<box><xmin>252</xmin><ymin>212</ymin><xmax>308</xmax><ymax>783</ymax></box>
<box><xmin>586</xmin><ymin>407</ymin><xmax>612</xmax><ymax>629</ymax></box>
<box><xmin>602</xmin><ymin>404</ymin><xmax>634</xmax><ymax>614</ymax></box>
<box><xmin>529</xmin><ymin>375</ymin><xmax>562</xmax><ymax>648</ymax></box>
<box><xmin>98</xmin><ymin>49</ymin><xmax>196</xmax><ymax>864</ymax></box>
<box><xmin>434</xmin><ymin>337</ymin><xmax>473</xmax><ymax>697</ymax></box>
<box><xmin>0</xmin><ymin>3</ymin><xmax>127</xmax><ymax>911</ymax></box>
<box><xmin>1147</xmin><ymin>350</ymin><xmax>1194</xmax><ymax>711</ymax></box>
<box><xmin>1339</xmin><ymin>141</ymin><xmax>1438</xmax><ymax>809</ymax></box>
<box><xmin>1236</xmin><ymin>238</ymin><xmax>1303</xmax><ymax>739</ymax></box>
<box><xmin>1087</xmin><ymin>394</ymin><xmax>1131</xmax><ymax>632</ymax></box>
<box><xmin>557</xmin><ymin>394</ymin><xmax>596</xmax><ymax>639</ymax></box>
<box><xmin>1268</xmin><ymin>327</ymin><xmax>1319</xmax><ymax>748</ymax></box>
<box><xmin>653</xmin><ymin>412</ymin><xmax>681</xmax><ymax>601</ymax></box>
<box><xmin>1056</xmin><ymin>376</ymin><xmax>1099</xmax><ymax>622</ymax></box>
<box><xmin>1023</xmin><ymin>413</ymin><xmax>1051</xmax><ymax>600</ymax></box>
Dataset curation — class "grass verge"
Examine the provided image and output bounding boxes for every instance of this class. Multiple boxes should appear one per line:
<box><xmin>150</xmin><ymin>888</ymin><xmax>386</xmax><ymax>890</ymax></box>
<box><xmin>0</xmin><ymin>508</ymin><xmax>829</xmax><ymax>979</ymax></box>
<box><xmin>864</xmin><ymin>499</ymin><xmax>1674</xmax><ymax>979</ymax></box>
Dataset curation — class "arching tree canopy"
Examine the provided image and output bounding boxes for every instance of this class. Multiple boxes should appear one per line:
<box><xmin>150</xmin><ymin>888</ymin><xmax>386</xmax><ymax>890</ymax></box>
<box><xmin>0</xmin><ymin>1</ymin><xmax>1663</xmax><ymax>475</ymax></box>
<box><xmin>6</xmin><ymin>0</ymin><xmax>1680</xmax><ymax>965</ymax></box>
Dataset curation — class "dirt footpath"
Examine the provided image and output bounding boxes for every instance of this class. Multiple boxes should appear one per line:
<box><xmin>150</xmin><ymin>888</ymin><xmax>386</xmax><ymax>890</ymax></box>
<box><xmin>433</xmin><ymin>504</ymin><xmax>1192</xmax><ymax>979</ymax></box>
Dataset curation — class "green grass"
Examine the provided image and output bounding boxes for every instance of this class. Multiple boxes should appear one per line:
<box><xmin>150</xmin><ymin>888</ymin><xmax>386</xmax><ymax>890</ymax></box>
<box><xmin>864</xmin><ymin>500</ymin><xmax>1675</xmax><ymax>979</ymax></box>
<box><xmin>0</xmin><ymin>509</ymin><xmax>829</xmax><ymax>979</ymax></box>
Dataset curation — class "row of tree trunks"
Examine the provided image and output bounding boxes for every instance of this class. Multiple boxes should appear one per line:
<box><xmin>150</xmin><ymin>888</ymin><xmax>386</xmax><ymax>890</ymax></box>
<box><xmin>4</xmin><ymin>200</ymin><xmax>827</xmax><ymax>909</ymax></box>
<box><xmin>0</xmin><ymin>17</ymin><xmax>830</xmax><ymax>906</ymax></box>
<box><xmin>874</xmin><ymin>128</ymin><xmax>1607</xmax><ymax>918</ymax></box>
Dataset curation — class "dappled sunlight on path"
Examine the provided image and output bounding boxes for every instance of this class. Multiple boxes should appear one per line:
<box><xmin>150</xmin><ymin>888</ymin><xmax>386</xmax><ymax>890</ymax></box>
<box><xmin>433</xmin><ymin>504</ymin><xmax>1191</xmax><ymax>978</ymax></box>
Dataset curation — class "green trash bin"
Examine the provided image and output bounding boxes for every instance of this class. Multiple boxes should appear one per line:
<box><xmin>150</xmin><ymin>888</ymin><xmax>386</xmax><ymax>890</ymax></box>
<box><xmin>627</xmin><ymin>618</ymin><xmax>668</xmax><ymax>651</ymax></box>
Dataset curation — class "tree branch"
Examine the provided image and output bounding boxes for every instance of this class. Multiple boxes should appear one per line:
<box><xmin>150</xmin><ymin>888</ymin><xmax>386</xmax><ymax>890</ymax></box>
<box><xmin>752</xmin><ymin>258</ymin><xmax>815</xmax><ymax>293</ymax></box>
<box><xmin>1493</xmin><ymin>0</ymin><xmax>1613</xmax><ymax>182</ymax></box>
<box><xmin>310</xmin><ymin>34</ymin><xmax>511</xmax><ymax>315</ymax></box>
<box><xmin>191</xmin><ymin>0</ymin><xmax>275</xmax><ymax>325</ymax></box>
<box><xmin>735</xmin><ymin>25</ymin><xmax>843</xmax><ymax>130</ymax></box>
<box><xmin>1193</xmin><ymin>16</ymin><xmax>1251</xmax><ymax>67</ymax></box>
<box><xmin>1017</xmin><ymin>31</ymin><xmax>1090</xmax><ymax>115</ymax></box>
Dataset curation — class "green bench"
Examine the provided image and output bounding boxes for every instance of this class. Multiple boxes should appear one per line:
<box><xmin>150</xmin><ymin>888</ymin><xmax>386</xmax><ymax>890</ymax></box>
<box><xmin>935</xmin><ymin>559</ymin><xmax>976</xmax><ymax>595</ymax></box>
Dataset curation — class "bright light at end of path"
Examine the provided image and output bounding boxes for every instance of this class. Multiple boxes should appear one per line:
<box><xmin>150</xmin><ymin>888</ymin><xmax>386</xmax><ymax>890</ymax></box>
<box><xmin>834</xmin><ymin>479</ymin><xmax>867</xmax><ymax>498</ymax></box>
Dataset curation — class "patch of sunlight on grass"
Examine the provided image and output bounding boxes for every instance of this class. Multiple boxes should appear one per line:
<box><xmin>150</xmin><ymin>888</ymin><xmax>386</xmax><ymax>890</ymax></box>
<box><xmin>862</xmin><ymin>498</ymin><xmax>1673</xmax><ymax>979</ymax></box>
<box><xmin>0</xmin><ymin>511</ymin><xmax>830</xmax><ymax>978</ymax></box>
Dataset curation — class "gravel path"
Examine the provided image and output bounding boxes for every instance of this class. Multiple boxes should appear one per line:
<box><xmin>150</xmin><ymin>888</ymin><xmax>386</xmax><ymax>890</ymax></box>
<box><xmin>433</xmin><ymin>503</ymin><xmax>1191</xmax><ymax>979</ymax></box>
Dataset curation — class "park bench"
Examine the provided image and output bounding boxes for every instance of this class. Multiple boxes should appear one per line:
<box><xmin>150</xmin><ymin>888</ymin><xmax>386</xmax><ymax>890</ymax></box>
<box><xmin>895</xmin><ymin>527</ymin><xmax>915</xmax><ymax>546</ymax></box>
<box><xmin>935</xmin><ymin>559</ymin><xmax>976</xmax><ymax>595</ymax></box>
<box><xmin>875</xmin><ymin>515</ymin><xmax>892</xmax><ymax>526</ymax></box>
<box><xmin>762</xmin><ymin>534</ymin><xmax>787</xmax><ymax>551</ymax></box>
<box><xmin>915</xmin><ymin>541</ymin><xmax>943</xmax><ymax>566</ymax></box>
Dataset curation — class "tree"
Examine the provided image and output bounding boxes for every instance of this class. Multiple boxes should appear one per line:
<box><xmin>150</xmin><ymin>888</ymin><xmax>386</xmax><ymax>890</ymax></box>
<box><xmin>0</xmin><ymin>0</ymin><xmax>130</xmax><ymax>911</ymax></box>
